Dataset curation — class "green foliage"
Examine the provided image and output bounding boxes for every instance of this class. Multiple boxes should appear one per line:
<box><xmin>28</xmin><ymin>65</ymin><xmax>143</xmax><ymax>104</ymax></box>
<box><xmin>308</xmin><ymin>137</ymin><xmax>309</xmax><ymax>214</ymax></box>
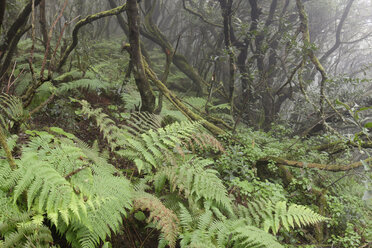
<box><xmin>158</xmin><ymin>157</ymin><xmax>232</xmax><ymax>212</ymax></box>
<box><xmin>75</xmin><ymin>102</ymin><xmax>328</xmax><ymax>247</ymax></box>
<box><xmin>236</xmin><ymin>199</ymin><xmax>329</xmax><ymax>235</ymax></box>
<box><xmin>183</xmin><ymin>96</ymin><xmax>207</xmax><ymax>110</ymax></box>
<box><xmin>160</xmin><ymin>99</ymin><xmax>188</xmax><ymax>122</ymax></box>
<box><xmin>0</xmin><ymin>191</ymin><xmax>54</xmax><ymax>248</ymax></box>
<box><xmin>76</xmin><ymin>99</ymin><xmax>223</xmax><ymax>173</ymax></box>
<box><xmin>217</xmin><ymin>127</ymin><xmax>371</xmax><ymax>246</ymax></box>
<box><xmin>328</xmin><ymin>223</ymin><xmax>361</xmax><ymax>247</ymax></box>
<box><xmin>6</xmin><ymin>3</ymin><xmax>371</xmax><ymax>247</ymax></box>
<box><xmin>177</xmin><ymin>204</ymin><xmax>283</xmax><ymax>248</ymax></box>
<box><xmin>233</xmin><ymin>178</ymin><xmax>286</xmax><ymax>202</ymax></box>
<box><xmin>230</xmin><ymin>225</ymin><xmax>283</xmax><ymax>248</ymax></box>
<box><xmin>325</xmin><ymin>176</ymin><xmax>372</xmax><ymax>247</ymax></box>
<box><xmin>58</xmin><ymin>78</ymin><xmax>110</xmax><ymax>94</ymax></box>
<box><xmin>0</xmin><ymin>99</ymin><xmax>332</xmax><ymax>248</ymax></box>
<box><xmin>0</xmin><ymin>129</ymin><xmax>132</xmax><ymax>248</ymax></box>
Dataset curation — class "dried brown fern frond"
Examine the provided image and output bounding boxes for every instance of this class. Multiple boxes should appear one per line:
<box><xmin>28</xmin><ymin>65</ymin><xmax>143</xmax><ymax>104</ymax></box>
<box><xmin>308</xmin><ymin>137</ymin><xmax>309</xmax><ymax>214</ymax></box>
<box><xmin>133</xmin><ymin>192</ymin><xmax>180</xmax><ymax>248</ymax></box>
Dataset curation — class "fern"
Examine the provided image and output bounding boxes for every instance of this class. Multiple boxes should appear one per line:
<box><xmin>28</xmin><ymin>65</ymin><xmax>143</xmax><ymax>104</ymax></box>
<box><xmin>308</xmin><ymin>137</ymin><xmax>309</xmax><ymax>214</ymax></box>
<box><xmin>230</xmin><ymin>225</ymin><xmax>283</xmax><ymax>248</ymax></box>
<box><xmin>0</xmin><ymin>191</ymin><xmax>54</xmax><ymax>248</ymax></box>
<box><xmin>120</xmin><ymin>83</ymin><xmax>142</xmax><ymax>111</ymax></box>
<box><xmin>160</xmin><ymin>102</ymin><xmax>188</xmax><ymax>122</ymax></box>
<box><xmin>177</xmin><ymin>204</ymin><xmax>283</xmax><ymax>248</ymax></box>
<box><xmin>73</xmin><ymin>100</ymin><xmax>329</xmax><ymax>248</ymax></box>
<box><xmin>0</xmin><ymin>93</ymin><xmax>25</xmax><ymax>131</ymax></box>
<box><xmin>236</xmin><ymin>198</ymin><xmax>329</xmax><ymax>235</ymax></box>
<box><xmin>133</xmin><ymin>191</ymin><xmax>179</xmax><ymax>248</ymax></box>
<box><xmin>262</xmin><ymin>201</ymin><xmax>329</xmax><ymax>234</ymax></box>
<box><xmin>159</xmin><ymin>157</ymin><xmax>232</xmax><ymax>212</ymax></box>
<box><xmin>58</xmin><ymin>78</ymin><xmax>110</xmax><ymax>94</ymax></box>
<box><xmin>74</xmin><ymin>99</ymin><xmax>128</xmax><ymax>150</ymax></box>
<box><xmin>0</xmin><ymin>129</ymin><xmax>133</xmax><ymax>248</ymax></box>
<box><xmin>76</xmin><ymin>100</ymin><xmax>223</xmax><ymax>173</ymax></box>
<box><xmin>123</xmin><ymin>111</ymin><xmax>162</xmax><ymax>135</ymax></box>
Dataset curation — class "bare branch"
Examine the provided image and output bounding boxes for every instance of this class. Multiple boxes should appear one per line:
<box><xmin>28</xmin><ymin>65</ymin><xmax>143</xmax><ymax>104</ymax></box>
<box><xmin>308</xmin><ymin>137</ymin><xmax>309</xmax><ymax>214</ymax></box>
<box><xmin>320</xmin><ymin>0</ymin><xmax>355</xmax><ymax>63</ymax></box>
<box><xmin>181</xmin><ymin>0</ymin><xmax>223</xmax><ymax>28</ymax></box>
<box><xmin>57</xmin><ymin>3</ymin><xmax>128</xmax><ymax>70</ymax></box>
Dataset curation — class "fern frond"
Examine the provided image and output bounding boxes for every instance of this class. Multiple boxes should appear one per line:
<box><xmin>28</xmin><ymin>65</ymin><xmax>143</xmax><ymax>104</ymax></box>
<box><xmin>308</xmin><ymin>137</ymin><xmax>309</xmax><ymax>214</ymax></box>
<box><xmin>123</xmin><ymin>111</ymin><xmax>162</xmax><ymax>135</ymax></box>
<box><xmin>1</xmin><ymin>128</ymin><xmax>133</xmax><ymax>248</ymax></box>
<box><xmin>75</xmin><ymin>99</ymin><xmax>129</xmax><ymax>150</ymax></box>
<box><xmin>161</xmin><ymin>157</ymin><xmax>232</xmax><ymax>213</ymax></box>
<box><xmin>58</xmin><ymin>78</ymin><xmax>110</xmax><ymax>94</ymax></box>
<box><xmin>178</xmin><ymin>203</ymin><xmax>194</xmax><ymax>231</ymax></box>
<box><xmin>133</xmin><ymin>191</ymin><xmax>179</xmax><ymax>248</ymax></box>
<box><xmin>261</xmin><ymin>201</ymin><xmax>329</xmax><ymax>234</ymax></box>
<box><xmin>68</xmin><ymin>174</ymin><xmax>132</xmax><ymax>247</ymax></box>
<box><xmin>231</xmin><ymin>225</ymin><xmax>283</xmax><ymax>248</ymax></box>
<box><xmin>0</xmin><ymin>191</ymin><xmax>53</xmax><ymax>248</ymax></box>
<box><xmin>76</xmin><ymin>100</ymin><xmax>223</xmax><ymax>173</ymax></box>
<box><xmin>0</xmin><ymin>93</ymin><xmax>25</xmax><ymax>130</ymax></box>
<box><xmin>234</xmin><ymin>197</ymin><xmax>273</xmax><ymax>227</ymax></box>
<box><xmin>238</xmin><ymin>198</ymin><xmax>329</xmax><ymax>235</ymax></box>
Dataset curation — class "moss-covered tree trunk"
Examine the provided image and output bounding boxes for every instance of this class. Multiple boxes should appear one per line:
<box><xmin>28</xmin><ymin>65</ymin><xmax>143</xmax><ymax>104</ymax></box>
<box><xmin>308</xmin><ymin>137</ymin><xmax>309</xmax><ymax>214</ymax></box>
<box><xmin>218</xmin><ymin>0</ymin><xmax>235</xmax><ymax>103</ymax></box>
<box><xmin>296</xmin><ymin>0</ymin><xmax>327</xmax><ymax>116</ymax></box>
<box><xmin>143</xmin><ymin>59</ymin><xmax>226</xmax><ymax>136</ymax></box>
<box><xmin>0</xmin><ymin>0</ymin><xmax>42</xmax><ymax>81</ymax></box>
<box><xmin>39</xmin><ymin>0</ymin><xmax>48</xmax><ymax>48</ymax></box>
<box><xmin>126</xmin><ymin>0</ymin><xmax>156</xmax><ymax>112</ymax></box>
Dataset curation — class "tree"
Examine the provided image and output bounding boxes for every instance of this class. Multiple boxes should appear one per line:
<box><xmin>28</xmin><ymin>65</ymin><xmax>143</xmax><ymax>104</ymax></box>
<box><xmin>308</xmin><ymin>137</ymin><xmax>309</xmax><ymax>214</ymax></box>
<box><xmin>125</xmin><ymin>0</ymin><xmax>156</xmax><ymax>112</ymax></box>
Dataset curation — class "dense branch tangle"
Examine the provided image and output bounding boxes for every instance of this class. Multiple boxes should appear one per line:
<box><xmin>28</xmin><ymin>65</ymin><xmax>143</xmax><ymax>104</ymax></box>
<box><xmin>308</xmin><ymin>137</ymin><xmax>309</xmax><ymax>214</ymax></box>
<box><xmin>57</xmin><ymin>3</ymin><xmax>128</xmax><ymax>70</ymax></box>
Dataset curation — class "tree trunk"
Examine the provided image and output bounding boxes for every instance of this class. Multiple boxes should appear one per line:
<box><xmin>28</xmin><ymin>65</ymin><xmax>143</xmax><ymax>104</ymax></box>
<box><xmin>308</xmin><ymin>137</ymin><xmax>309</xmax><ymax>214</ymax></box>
<box><xmin>219</xmin><ymin>0</ymin><xmax>235</xmax><ymax>102</ymax></box>
<box><xmin>126</xmin><ymin>0</ymin><xmax>156</xmax><ymax>112</ymax></box>
<box><xmin>0</xmin><ymin>0</ymin><xmax>42</xmax><ymax>81</ymax></box>
<box><xmin>0</xmin><ymin>0</ymin><xmax>6</xmax><ymax>32</ymax></box>
<box><xmin>39</xmin><ymin>0</ymin><xmax>48</xmax><ymax>48</ymax></box>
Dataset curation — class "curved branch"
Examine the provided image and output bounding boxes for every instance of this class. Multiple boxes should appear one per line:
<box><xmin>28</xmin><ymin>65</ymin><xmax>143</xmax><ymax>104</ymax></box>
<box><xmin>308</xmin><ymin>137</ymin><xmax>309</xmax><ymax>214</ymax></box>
<box><xmin>140</xmin><ymin>52</ymin><xmax>226</xmax><ymax>136</ymax></box>
<box><xmin>182</xmin><ymin>0</ymin><xmax>223</xmax><ymax>28</ymax></box>
<box><xmin>341</xmin><ymin>31</ymin><xmax>372</xmax><ymax>44</ymax></box>
<box><xmin>57</xmin><ymin>3</ymin><xmax>127</xmax><ymax>70</ymax></box>
<box><xmin>315</xmin><ymin>140</ymin><xmax>372</xmax><ymax>152</ymax></box>
<box><xmin>0</xmin><ymin>0</ymin><xmax>41</xmax><ymax>61</ymax></box>
<box><xmin>276</xmin><ymin>60</ymin><xmax>303</xmax><ymax>95</ymax></box>
<box><xmin>319</xmin><ymin>0</ymin><xmax>355</xmax><ymax>63</ymax></box>
<box><xmin>0</xmin><ymin>25</ymin><xmax>31</xmax><ymax>80</ymax></box>
<box><xmin>260</xmin><ymin>156</ymin><xmax>371</xmax><ymax>172</ymax></box>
